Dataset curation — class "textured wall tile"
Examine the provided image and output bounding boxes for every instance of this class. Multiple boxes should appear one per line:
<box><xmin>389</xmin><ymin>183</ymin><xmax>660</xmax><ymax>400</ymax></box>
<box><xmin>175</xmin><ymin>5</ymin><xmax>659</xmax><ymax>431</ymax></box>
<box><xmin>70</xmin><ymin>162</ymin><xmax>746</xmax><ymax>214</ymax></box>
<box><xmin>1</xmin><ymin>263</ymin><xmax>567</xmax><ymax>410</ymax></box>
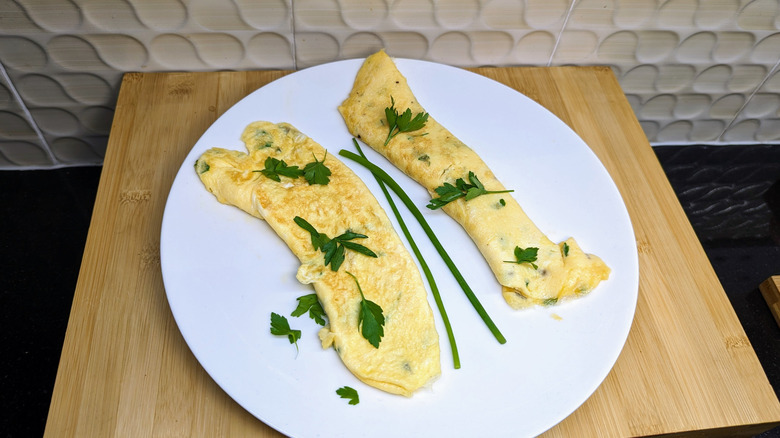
<box><xmin>0</xmin><ymin>108</ymin><xmax>36</xmax><ymax>137</ymax></box>
<box><xmin>514</xmin><ymin>30</ymin><xmax>556</xmax><ymax>64</ymax></box>
<box><xmin>673</xmin><ymin>94</ymin><xmax>712</xmax><ymax>118</ymax></box>
<box><xmin>743</xmin><ymin>93</ymin><xmax>780</xmax><ymax>118</ymax></box>
<box><xmin>0</xmin><ymin>0</ymin><xmax>295</xmax><ymax>168</ymax></box>
<box><xmin>0</xmin><ymin>36</ymin><xmax>48</xmax><ymax>71</ymax></box>
<box><xmin>0</xmin><ymin>140</ymin><xmax>52</xmax><ymax>167</ymax></box>
<box><xmin>430</xmin><ymin>31</ymin><xmax>478</xmax><ymax>63</ymax></box>
<box><xmin>726</xmin><ymin>64</ymin><xmax>780</xmax><ymax>143</ymax></box>
<box><xmin>292</xmin><ymin>0</ymin><xmax>567</xmax><ymax>67</ymax></box>
<box><xmin>737</xmin><ymin>0</ymin><xmax>779</xmax><ymax>30</ymax></box>
<box><xmin>482</xmin><ymin>0</ymin><xmax>527</xmax><ymax>29</ymax></box>
<box><xmin>710</xmin><ymin>94</ymin><xmax>746</xmax><ymax>118</ymax></box>
<box><xmin>561</xmin><ymin>0</ymin><xmax>780</xmax><ymax>144</ymax></box>
<box><xmin>1</xmin><ymin>0</ymin><xmax>780</xmax><ymax>169</ymax></box>
<box><xmin>436</xmin><ymin>0</ymin><xmax>481</xmax><ymax>28</ymax></box>
<box><xmin>0</xmin><ymin>71</ymin><xmax>53</xmax><ymax>168</ymax></box>
<box><xmin>287</xmin><ymin>0</ymin><xmax>780</xmax><ymax>146</ymax></box>
<box><xmin>689</xmin><ymin>119</ymin><xmax>725</xmax><ymax>142</ymax></box>
<box><xmin>524</xmin><ymin>0</ymin><xmax>569</xmax><ymax>27</ymax></box>
<box><xmin>49</xmin><ymin>135</ymin><xmax>105</xmax><ymax>164</ymax></box>
<box><xmin>0</xmin><ymin>0</ymin><xmax>44</xmax><ymax>32</ymax></box>
<box><xmin>0</xmin><ymin>75</ymin><xmax>16</xmax><ymax>111</ymax></box>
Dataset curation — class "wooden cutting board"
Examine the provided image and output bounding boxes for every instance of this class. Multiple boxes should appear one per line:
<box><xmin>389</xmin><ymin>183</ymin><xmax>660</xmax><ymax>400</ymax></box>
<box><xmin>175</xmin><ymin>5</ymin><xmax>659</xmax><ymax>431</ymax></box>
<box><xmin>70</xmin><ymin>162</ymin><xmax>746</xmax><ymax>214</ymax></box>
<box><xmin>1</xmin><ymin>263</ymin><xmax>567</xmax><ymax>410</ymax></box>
<box><xmin>44</xmin><ymin>66</ymin><xmax>780</xmax><ymax>437</ymax></box>
<box><xmin>761</xmin><ymin>276</ymin><xmax>780</xmax><ymax>328</ymax></box>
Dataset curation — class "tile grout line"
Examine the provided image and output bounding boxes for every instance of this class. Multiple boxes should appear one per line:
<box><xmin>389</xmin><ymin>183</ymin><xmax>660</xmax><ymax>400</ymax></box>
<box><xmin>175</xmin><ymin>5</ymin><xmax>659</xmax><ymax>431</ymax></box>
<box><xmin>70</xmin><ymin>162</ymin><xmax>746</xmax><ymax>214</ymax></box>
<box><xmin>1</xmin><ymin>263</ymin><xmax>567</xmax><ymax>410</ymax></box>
<box><xmin>716</xmin><ymin>1</ymin><xmax>777</xmax><ymax>143</ymax></box>
<box><xmin>548</xmin><ymin>0</ymin><xmax>578</xmax><ymax>67</ymax></box>
<box><xmin>291</xmin><ymin>0</ymin><xmax>298</xmax><ymax>70</ymax></box>
<box><xmin>717</xmin><ymin>57</ymin><xmax>780</xmax><ymax>143</ymax></box>
<box><xmin>0</xmin><ymin>60</ymin><xmax>58</xmax><ymax>165</ymax></box>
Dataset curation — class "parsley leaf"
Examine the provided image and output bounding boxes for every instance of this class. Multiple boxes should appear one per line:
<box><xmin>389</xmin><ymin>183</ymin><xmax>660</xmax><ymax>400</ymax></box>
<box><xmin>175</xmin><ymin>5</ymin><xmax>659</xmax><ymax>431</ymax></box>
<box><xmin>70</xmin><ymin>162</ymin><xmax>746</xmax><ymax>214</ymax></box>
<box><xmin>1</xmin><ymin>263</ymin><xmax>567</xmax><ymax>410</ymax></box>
<box><xmin>563</xmin><ymin>242</ymin><xmax>570</xmax><ymax>257</ymax></box>
<box><xmin>256</xmin><ymin>157</ymin><xmax>304</xmax><ymax>181</ymax></box>
<box><xmin>292</xmin><ymin>294</ymin><xmax>326</xmax><ymax>326</ymax></box>
<box><xmin>270</xmin><ymin>312</ymin><xmax>301</xmax><ymax>349</ymax></box>
<box><xmin>254</xmin><ymin>154</ymin><xmax>331</xmax><ymax>186</ymax></box>
<box><xmin>336</xmin><ymin>386</ymin><xmax>359</xmax><ymax>405</ymax></box>
<box><xmin>293</xmin><ymin>216</ymin><xmax>329</xmax><ymax>250</ymax></box>
<box><xmin>504</xmin><ymin>246</ymin><xmax>539</xmax><ymax>270</ymax></box>
<box><xmin>303</xmin><ymin>152</ymin><xmax>331</xmax><ymax>185</ymax></box>
<box><xmin>346</xmin><ymin>271</ymin><xmax>385</xmax><ymax>348</ymax></box>
<box><xmin>384</xmin><ymin>96</ymin><xmax>429</xmax><ymax>146</ymax></box>
<box><xmin>427</xmin><ymin>171</ymin><xmax>514</xmax><ymax>210</ymax></box>
<box><xmin>294</xmin><ymin>216</ymin><xmax>378</xmax><ymax>271</ymax></box>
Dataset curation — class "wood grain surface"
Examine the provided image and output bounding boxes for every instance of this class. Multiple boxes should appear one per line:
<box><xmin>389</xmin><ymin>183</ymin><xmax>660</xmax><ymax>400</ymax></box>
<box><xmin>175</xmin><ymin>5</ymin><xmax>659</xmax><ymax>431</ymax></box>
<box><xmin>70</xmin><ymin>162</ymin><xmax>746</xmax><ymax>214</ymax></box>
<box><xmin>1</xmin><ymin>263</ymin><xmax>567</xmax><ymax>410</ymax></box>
<box><xmin>761</xmin><ymin>276</ymin><xmax>780</xmax><ymax>329</ymax></box>
<box><xmin>44</xmin><ymin>67</ymin><xmax>780</xmax><ymax>437</ymax></box>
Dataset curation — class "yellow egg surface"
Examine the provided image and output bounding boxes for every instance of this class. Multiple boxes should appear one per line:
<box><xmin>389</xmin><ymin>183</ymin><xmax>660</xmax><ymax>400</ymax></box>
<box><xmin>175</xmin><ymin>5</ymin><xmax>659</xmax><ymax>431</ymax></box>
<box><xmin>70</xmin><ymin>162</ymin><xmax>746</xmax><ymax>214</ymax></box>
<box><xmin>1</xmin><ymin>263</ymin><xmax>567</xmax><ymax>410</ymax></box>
<box><xmin>339</xmin><ymin>50</ymin><xmax>610</xmax><ymax>309</ymax></box>
<box><xmin>195</xmin><ymin>121</ymin><xmax>440</xmax><ymax>396</ymax></box>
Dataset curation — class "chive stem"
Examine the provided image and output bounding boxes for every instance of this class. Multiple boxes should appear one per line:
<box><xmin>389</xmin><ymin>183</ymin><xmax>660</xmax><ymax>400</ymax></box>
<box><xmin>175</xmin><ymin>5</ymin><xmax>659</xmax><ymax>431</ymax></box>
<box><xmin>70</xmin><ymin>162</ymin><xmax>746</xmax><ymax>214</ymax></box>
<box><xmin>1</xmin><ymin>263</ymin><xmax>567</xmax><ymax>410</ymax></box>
<box><xmin>339</xmin><ymin>147</ymin><xmax>506</xmax><ymax>345</ymax></box>
<box><xmin>352</xmin><ymin>140</ymin><xmax>461</xmax><ymax>368</ymax></box>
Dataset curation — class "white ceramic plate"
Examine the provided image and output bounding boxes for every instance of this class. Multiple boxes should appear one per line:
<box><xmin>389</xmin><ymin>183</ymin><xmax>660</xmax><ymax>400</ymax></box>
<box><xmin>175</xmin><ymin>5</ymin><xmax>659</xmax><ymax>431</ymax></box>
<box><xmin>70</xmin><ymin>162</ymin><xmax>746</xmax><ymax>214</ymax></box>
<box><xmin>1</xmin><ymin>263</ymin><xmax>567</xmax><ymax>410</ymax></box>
<box><xmin>160</xmin><ymin>58</ymin><xmax>638</xmax><ymax>438</ymax></box>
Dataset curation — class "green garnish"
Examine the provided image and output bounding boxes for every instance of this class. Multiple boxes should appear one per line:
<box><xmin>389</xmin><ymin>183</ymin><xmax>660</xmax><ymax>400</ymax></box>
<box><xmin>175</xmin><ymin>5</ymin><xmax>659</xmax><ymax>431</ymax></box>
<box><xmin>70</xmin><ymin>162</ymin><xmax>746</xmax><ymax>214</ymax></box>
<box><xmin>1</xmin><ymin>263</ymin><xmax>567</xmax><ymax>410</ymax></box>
<box><xmin>294</xmin><ymin>216</ymin><xmax>378</xmax><ymax>271</ymax></box>
<box><xmin>303</xmin><ymin>152</ymin><xmax>331</xmax><ymax>185</ymax></box>
<box><xmin>194</xmin><ymin>160</ymin><xmax>210</xmax><ymax>174</ymax></box>
<box><xmin>427</xmin><ymin>171</ymin><xmax>514</xmax><ymax>210</ymax></box>
<box><xmin>339</xmin><ymin>148</ymin><xmax>506</xmax><ymax>345</ymax></box>
<box><xmin>257</xmin><ymin>157</ymin><xmax>304</xmax><ymax>181</ymax></box>
<box><xmin>543</xmin><ymin>298</ymin><xmax>559</xmax><ymax>306</ymax></box>
<box><xmin>563</xmin><ymin>242</ymin><xmax>570</xmax><ymax>257</ymax></box>
<box><xmin>291</xmin><ymin>294</ymin><xmax>326</xmax><ymax>326</ymax></box>
<box><xmin>346</xmin><ymin>271</ymin><xmax>385</xmax><ymax>348</ymax></box>
<box><xmin>384</xmin><ymin>96</ymin><xmax>429</xmax><ymax>146</ymax></box>
<box><xmin>504</xmin><ymin>246</ymin><xmax>539</xmax><ymax>270</ymax></box>
<box><xmin>256</xmin><ymin>154</ymin><xmax>331</xmax><ymax>185</ymax></box>
<box><xmin>336</xmin><ymin>386</ymin><xmax>359</xmax><ymax>405</ymax></box>
<box><xmin>353</xmin><ymin>139</ymin><xmax>460</xmax><ymax>368</ymax></box>
<box><xmin>270</xmin><ymin>312</ymin><xmax>301</xmax><ymax>349</ymax></box>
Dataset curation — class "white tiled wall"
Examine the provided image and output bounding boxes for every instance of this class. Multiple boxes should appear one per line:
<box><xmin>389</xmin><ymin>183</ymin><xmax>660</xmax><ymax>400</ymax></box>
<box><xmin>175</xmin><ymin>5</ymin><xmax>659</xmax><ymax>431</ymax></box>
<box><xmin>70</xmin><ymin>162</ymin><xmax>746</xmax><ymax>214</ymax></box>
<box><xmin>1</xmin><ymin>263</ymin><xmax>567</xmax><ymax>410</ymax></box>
<box><xmin>1</xmin><ymin>0</ymin><xmax>779</xmax><ymax>169</ymax></box>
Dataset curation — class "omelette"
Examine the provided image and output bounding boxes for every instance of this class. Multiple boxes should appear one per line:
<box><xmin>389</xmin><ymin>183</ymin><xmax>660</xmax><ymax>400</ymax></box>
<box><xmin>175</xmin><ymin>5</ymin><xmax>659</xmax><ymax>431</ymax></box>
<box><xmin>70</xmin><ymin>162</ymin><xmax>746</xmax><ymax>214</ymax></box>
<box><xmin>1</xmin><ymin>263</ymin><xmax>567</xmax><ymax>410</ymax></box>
<box><xmin>339</xmin><ymin>50</ymin><xmax>610</xmax><ymax>309</ymax></box>
<box><xmin>195</xmin><ymin>121</ymin><xmax>440</xmax><ymax>396</ymax></box>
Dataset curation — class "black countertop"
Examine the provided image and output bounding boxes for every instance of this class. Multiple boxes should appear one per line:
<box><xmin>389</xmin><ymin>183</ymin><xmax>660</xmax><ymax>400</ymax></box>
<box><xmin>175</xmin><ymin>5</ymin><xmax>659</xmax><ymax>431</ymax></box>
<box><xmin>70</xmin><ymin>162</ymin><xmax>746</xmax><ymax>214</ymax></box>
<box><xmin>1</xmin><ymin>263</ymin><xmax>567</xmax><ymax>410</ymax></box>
<box><xmin>2</xmin><ymin>144</ymin><xmax>779</xmax><ymax>437</ymax></box>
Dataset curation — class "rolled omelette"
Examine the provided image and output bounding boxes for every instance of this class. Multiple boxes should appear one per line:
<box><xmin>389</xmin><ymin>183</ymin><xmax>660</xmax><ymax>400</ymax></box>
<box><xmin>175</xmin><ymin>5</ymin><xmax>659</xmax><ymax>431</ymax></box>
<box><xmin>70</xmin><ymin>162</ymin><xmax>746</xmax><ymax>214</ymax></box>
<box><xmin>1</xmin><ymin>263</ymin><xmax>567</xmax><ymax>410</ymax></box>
<box><xmin>339</xmin><ymin>50</ymin><xmax>610</xmax><ymax>309</ymax></box>
<box><xmin>195</xmin><ymin>121</ymin><xmax>440</xmax><ymax>396</ymax></box>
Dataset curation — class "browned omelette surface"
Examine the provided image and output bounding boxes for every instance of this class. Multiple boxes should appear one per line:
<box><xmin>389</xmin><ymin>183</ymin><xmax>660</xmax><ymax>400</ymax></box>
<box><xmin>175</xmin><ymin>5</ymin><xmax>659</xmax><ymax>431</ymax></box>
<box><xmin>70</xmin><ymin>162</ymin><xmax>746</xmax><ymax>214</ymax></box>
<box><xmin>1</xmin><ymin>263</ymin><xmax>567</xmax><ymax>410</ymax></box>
<box><xmin>339</xmin><ymin>50</ymin><xmax>610</xmax><ymax>308</ymax></box>
<box><xmin>195</xmin><ymin>121</ymin><xmax>440</xmax><ymax>396</ymax></box>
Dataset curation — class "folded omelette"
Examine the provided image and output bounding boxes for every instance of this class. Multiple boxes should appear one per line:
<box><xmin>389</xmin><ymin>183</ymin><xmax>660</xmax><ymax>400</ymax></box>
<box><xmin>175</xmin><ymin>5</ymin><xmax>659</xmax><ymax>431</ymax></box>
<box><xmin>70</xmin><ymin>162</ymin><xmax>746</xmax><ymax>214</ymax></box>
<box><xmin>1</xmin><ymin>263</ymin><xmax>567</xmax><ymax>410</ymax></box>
<box><xmin>195</xmin><ymin>121</ymin><xmax>440</xmax><ymax>396</ymax></box>
<box><xmin>339</xmin><ymin>50</ymin><xmax>610</xmax><ymax>309</ymax></box>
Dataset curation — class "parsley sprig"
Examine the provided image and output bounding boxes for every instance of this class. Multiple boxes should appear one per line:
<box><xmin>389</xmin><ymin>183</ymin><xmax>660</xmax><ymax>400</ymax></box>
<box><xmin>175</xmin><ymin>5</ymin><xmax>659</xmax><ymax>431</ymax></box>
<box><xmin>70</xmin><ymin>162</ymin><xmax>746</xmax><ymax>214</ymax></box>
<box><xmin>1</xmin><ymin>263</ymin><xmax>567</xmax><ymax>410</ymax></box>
<box><xmin>346</xmin><ymin>271</ymin><xmax>385</xmax><ymax>348</ymax></box>
<box><xmin>384</xmin><ymin>96</ymin><xmax>429</xmax><ymax>146</ymax></box>
<box><xmin>270</xmin><ymin>312</ymin><xmax>301</xmax><ymax>350</ymax></box>
<box><xmin>292</xmin><ymin>293</ymin><xmax>326</xmax><ymax>326</ymax></box>
<box><xmin>257</xmin><ymin>157</ymin><xmax>302</xmax><ymax>181</ymax></box>
<box><xmin>303</xmin><ymin>152</ymin><xmax>331</xmax><ymax>185</ymax></box>
<box><xmin>504</xmin><ymin>246</ymin><xmax>539</xmax><ymax>269</ymax></box>
<box><xmin>256</xmin><ymin>153</ymin><xmax>331</xmax><ymax>185</ymax></box>
<box><xmin>427</xmin><ymin>171</ymin><xmax>514</xmax><ymax>210</ymax></box>
<box><xmin>294</xmin><ymin>216</ymin><xmax>378</xmax><ymax>271</ymax></box>
<box><xmin>336</xmin><ymin>386</ymin><xmax>359</xmax><ymax>405</ymax></box>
